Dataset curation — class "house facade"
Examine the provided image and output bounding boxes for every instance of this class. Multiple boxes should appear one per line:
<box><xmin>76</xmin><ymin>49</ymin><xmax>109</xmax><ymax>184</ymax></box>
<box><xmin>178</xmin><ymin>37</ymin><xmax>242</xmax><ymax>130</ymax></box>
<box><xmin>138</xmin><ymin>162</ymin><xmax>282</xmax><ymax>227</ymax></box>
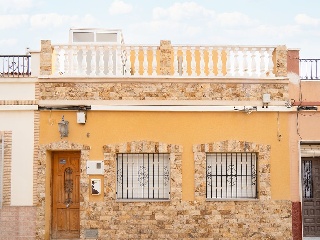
<box><xmin>288</xmin><ymin>52</ymin><xmax>320</xmax><ymax>239</ymax></box>
<box><xmin>35</xmin><ymin>29</ymin><xmax>294</xmax><ymax>239</ymax></box>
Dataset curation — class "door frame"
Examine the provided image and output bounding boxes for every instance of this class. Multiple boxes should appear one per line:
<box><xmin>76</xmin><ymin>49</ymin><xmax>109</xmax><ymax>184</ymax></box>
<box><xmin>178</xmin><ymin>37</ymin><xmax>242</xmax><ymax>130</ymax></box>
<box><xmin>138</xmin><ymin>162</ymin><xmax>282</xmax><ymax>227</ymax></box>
<box><xmin>300</xmin><ymin>141</ymin><xmax>320</xmax><ymax>237</ymax></box>
<box><xmin>51</xmin><ymin>151</ymin><xmax>81</xmax><ymax>239</ymax></box>
<box><xmin>38</xmin><ymin>141</ymin><xmax>90</xmax><ymax>240</ymax></box>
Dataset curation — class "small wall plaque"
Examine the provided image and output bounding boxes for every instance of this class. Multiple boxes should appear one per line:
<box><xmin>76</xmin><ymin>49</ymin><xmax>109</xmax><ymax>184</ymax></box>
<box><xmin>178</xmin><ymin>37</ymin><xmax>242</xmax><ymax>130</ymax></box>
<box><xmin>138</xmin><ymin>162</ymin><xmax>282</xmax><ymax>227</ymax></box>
<box><xmin>59</xmin><ymin>159</ymin><xmax>66</xmax><ymax>164</ymax></box>
<box><xmin>85</xmin><ymin>229</ymin><xmax>98</xmax><ymax>239</ymax></box>
<box><xmin>91</xmin><ymin>179</ymin><xmax>101</xmax><ymax>195</ymax></box>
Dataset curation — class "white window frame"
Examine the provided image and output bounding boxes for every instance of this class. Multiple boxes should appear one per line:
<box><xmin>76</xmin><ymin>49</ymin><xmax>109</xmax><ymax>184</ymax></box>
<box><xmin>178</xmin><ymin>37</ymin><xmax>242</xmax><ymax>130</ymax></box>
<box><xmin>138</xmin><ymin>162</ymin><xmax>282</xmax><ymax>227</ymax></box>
<box><xmin>206</xmin><ymin>152</ymin><xmax>257</xmax><ymax>200</ymax></box>
<box><xmin>116</xmin><ymin>153</ymin><xmax>170</xmax><ymax>200</ymax></box>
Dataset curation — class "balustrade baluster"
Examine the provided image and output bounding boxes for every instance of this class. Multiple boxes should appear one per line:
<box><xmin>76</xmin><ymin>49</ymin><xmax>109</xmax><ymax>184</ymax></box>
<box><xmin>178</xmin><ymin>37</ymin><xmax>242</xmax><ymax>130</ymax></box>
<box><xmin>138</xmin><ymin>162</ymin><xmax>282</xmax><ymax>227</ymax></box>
<box><xmin>134</xmin><ymin>46</ymin><xmax>140</xmax><ymax>76</ymax></box>
<box><xmin>90</xmin><ymin>46</ymin><xmax>96</xmax><ymax>76</ymax></box>
<box><xmin>267</xmin><ymin>48</ymin><xmax>275</xmax><ymax>77</ymax></box>
<box><xmin>217</xmin><ymin>47</ymin><xmax>223</xmax><ymax>77</ymax></box>
<box><xmin>124</xmin><ymin>46</ymin><xmax>131</xmax><ymax>76</ymax></box>
<box><xmin>190</xmin><ymin>47</ymin><xmax>196</xmax><ymax>76</ymax></box>
<box><xmin>81</xmin><ymin>46</ymin><xmax>88</xmax><ymax>75</ymax></box>
<box><xmin>143</xmin><ymin>46</ymin><xmax>148</xmax><ymax>76</ymax></box>
<box><xmin>208</xmin><ymin>47</ymin><xmax>214</xmax><ymax>77</ymax></box>
<box><xmin>251</xmin><ymin>48</ymin><xmax>257</xmax><ymax>77</ymax></box>
<box><xmin>199</xmin><ymin>47</ymin><xmax>205</xmax><ymax>77</ymax></box>
<box><xmin>259</xmin><ymin>48</ymin><xmax>266</xmax><ymax>77</ymax></box>
<box><xmin>242</xmin><ymin>47</ymin><xmax>248</xmax><ymax>77</ymax></box>
<box><xmin>173</xmin><ymin>47</ymin><xmax>179</xmax><ymax>76</ymax></box>
<box><xmin>182</xmin><ymin>47</ymin><xmax>188</xmax><ymax>76</ymax></box>
<box><xmin>107</xmin><ymin>46</ymin><xmax>114</xmax><ymax>76</ymax></box>
<box><xmin>225</xmin><ymin>47</ymin><xmax>231</xmax><ymax>77</ymax></box>
<box><xmin>152</xmin><ymin>46</ymin><xmax>157</xmax><ymax>76</ymax></box>
<box><xmin>116</xmin><ymin>45</ymin><xmax>123</xmax><ymax>76</ymax></box>
<box><xmin>72</xmin><ymin>46</ymin><xmax>79</xmax><ymax>75</ymax></box>
<box><xmin>234</xmin><ymin>47</ymin><xmax>240</xmax><ymax>77</ymax></box>
<box><xmin>98</xmin><ymin>46</ymin><xmax>105</xmax><ymax>76</ymax></box>
<box><xmin>53</xmin><ymin>46</ymin><xmax>60</xmax><ymax>76</ymax></box>
<box><xmin>63</xmin><ymin>46</ymin><xmax>70</xmax><ymax>76</ymax></box>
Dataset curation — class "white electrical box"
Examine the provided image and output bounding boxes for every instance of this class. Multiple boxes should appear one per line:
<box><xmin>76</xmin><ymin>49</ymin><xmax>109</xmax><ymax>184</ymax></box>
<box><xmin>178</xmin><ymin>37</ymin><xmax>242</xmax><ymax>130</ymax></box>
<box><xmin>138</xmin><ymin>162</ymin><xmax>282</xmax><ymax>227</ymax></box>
<box><xmin>263</xmin><ymin>93</ymin><xmax>271</xmax><ymax>103</ymax></box>
<box><xmin>77</xmin><ymin>111</ymin><xmax>86</xmax><ymax>124</ymax></box>
<box><xmin>86</xmin><ymin>161</ymin><xmax>104</xmax><ymax>175</ymax></box>
<box><xmin>91</xmin><ymin>179</ymin><xmax>101</xmax><ymax>195</ymax></box>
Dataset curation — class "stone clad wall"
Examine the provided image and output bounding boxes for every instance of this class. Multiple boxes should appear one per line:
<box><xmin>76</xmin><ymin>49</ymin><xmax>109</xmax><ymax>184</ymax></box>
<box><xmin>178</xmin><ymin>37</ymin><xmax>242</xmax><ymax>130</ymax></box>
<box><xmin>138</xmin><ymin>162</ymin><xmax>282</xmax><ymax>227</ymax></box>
<box><xmin>72</xmin><ymin>140</ymin><xmax>291</xmax><ymax>239</ymax></box>
<box><xmin>36</xmin><ymin>140</ymin><xmax>292</xmax><ymax>239</ymax></box>
<box><xmin>39</xmin><ymin>81</ymin><xmax>288</xmax><ymax>102</ymax></box>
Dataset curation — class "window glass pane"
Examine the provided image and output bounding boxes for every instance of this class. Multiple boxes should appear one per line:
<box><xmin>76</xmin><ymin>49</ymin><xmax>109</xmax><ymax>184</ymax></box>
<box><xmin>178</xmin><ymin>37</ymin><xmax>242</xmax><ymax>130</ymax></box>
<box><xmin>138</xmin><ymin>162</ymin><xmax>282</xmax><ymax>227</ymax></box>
<box><xmin>96</xmin><ymin>33</ymin><xmax>118</xmax><ymax>42</ymax></box>
<box><xmin>72</xmin><ymin>32</ymin><xmax>94</xmax><ymax>42</ymax></box>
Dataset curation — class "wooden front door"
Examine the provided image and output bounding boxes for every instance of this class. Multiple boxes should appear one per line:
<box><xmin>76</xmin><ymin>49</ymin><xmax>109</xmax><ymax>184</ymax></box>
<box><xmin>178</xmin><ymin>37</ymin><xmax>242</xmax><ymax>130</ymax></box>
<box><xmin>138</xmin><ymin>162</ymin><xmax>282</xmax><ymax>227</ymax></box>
<box><xmin>52</xmin><ymin>151</ymin><xmax>80</xmax><ymax>239</ymax></box>
<box><xmin>302</xmin><ymin>158</ymin><xmax>320</xmax><ymax>237</ymax></box>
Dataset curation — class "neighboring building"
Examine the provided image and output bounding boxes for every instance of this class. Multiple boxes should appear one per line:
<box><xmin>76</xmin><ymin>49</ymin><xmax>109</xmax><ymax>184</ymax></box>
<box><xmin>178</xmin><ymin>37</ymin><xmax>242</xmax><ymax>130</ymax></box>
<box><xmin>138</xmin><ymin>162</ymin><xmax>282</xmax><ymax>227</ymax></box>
<box><xmin>3</xmin><ymin>28</ymin><xmax>317</xmax><ymax>239</ymax></box>
<box><xmin>288</xmin><ymin>53</ymin><xmax>320</xmax><ymax>239</ymax></box>
<box><xmin>0</xmin><ymin>54</ymin><xmax>39</xmax><ymax>239</ymax></box>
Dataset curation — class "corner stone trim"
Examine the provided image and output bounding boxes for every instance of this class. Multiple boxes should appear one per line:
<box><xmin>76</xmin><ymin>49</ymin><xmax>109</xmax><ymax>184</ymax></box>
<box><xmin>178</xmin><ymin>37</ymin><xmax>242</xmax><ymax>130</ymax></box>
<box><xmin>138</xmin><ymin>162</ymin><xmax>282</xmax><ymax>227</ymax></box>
<box><xmin>2</xmin><ymin>131</ymin><xmax>12</xmax><ymax>206</ymax></box>
<box><xmin>275</xmin><ymin>45</ymin><xmax>288</xmax><ymax>77</ymax></box>
<box><xmin>103</xmin><ymin>140</ymin><xmax>183</xmax><ymax>153</ymax></box>
<box><xmin>102</xmin><ymin>140</ymin><xmax>183</xmax><ymax>202</ymax></box>
<box><xmin>36</xmin><ymin>141</ymin><xmax>90</xmax><ymax>240</ymax></box>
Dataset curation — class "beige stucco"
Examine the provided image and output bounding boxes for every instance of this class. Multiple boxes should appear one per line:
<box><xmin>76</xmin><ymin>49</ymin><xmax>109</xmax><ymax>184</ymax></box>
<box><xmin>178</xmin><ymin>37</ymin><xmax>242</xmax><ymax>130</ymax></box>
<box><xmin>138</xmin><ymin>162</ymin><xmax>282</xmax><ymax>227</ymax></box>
<box><xmin>289</xmin><ymin>77</ymin><xmax>320</xmax><ymax>202</ymax></box>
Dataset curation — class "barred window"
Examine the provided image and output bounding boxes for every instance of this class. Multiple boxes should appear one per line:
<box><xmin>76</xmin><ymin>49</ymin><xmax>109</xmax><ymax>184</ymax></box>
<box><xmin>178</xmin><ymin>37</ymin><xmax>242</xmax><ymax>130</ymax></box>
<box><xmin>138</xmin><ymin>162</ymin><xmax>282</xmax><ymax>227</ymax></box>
<box><xmin>206</xmin><ymin>153</ymin><xmax>257</xmax><ymax>199</ymax></box>
<box><xmin>116</xmin><ymin>153</ymin><xmax>170</xmax><ymax>200</ymax></box>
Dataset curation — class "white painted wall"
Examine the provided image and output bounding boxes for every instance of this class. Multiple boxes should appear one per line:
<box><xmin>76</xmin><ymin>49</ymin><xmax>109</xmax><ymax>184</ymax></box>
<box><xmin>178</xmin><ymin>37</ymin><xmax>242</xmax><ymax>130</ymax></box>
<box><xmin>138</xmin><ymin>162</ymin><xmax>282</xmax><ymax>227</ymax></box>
<box><xmin>30</xmin><ymin>51</ymin><xmax>40</xmax><ymax>77</ymax></box>
<box><xmin>0</xmin><ymin>111</ymin><xmax>34</xmax><ymax>206</ymax></box>
<box><xmin>0</xmin><ymin>81</ymin><xmax>36</xmax><ymax>100</ymax></box>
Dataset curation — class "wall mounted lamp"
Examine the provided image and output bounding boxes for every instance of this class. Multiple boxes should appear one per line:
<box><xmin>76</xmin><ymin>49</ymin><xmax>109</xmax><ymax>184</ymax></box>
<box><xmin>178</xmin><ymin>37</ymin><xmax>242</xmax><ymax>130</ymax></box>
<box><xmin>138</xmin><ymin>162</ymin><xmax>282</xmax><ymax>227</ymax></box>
<box><xmin>58</xmin><ymin>115</ymin><xmax>69</xmax><ymax>138</ymax></box>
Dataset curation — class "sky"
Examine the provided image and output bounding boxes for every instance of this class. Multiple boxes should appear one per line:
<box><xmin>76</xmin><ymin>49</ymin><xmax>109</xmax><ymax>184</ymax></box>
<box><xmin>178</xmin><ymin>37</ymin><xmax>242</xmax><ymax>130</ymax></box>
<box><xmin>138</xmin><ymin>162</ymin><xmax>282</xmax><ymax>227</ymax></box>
<box><xmin>0</xmin><ymin>0</ymin><xmax>319</xmax><ymax>58</ymax></box>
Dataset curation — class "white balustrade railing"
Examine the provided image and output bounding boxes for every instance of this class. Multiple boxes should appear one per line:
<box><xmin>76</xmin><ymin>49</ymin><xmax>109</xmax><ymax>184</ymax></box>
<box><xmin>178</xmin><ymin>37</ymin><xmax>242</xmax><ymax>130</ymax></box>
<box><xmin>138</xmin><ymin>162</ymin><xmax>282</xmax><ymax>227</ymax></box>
<box><xmin>52</xmin><ymin>44</ymin><xmax>277</xmax><ymax>78</ymax></box>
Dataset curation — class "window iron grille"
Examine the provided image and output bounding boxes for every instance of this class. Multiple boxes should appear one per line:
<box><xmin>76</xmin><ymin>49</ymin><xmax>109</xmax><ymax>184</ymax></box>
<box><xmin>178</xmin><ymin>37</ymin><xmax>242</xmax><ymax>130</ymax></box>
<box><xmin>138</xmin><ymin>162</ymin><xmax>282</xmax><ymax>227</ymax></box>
<box><xmin>206</xmin><ymin>152</ymin><xmax>257</xmax><ymax>199</ymax></box>
<box><xmin>302</xmin><ymin>160</ymin><xmax>313</xmax><ymax>198</ymax></box>
<box><xmin>117</xmin><ymin>153</ymin><xmax>170</xmax><ymax>200</ymax></box>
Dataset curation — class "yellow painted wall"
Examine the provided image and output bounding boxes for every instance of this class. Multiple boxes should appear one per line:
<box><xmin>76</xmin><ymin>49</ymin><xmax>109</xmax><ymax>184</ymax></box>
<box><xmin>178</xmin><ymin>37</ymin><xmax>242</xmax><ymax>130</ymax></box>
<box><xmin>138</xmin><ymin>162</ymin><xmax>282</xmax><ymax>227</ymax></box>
<box><xmin>40</xmin><ymin>110</ymin><xmax>290</xmax><ymax>200</ymax></box>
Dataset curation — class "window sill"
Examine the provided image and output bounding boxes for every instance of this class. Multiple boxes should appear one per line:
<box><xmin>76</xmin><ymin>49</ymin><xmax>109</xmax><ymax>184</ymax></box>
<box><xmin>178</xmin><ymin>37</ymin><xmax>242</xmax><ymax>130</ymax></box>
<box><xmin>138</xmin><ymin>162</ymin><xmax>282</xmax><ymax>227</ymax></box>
<box><xmin>116</xmin><ymin>199</ymin><xmax>171</xmax><ymax>203</ymax></box>
<box><xmin>206</xmin><ymin>198</ymin><xmax>259</xmax><ymax>202</ymax></box>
